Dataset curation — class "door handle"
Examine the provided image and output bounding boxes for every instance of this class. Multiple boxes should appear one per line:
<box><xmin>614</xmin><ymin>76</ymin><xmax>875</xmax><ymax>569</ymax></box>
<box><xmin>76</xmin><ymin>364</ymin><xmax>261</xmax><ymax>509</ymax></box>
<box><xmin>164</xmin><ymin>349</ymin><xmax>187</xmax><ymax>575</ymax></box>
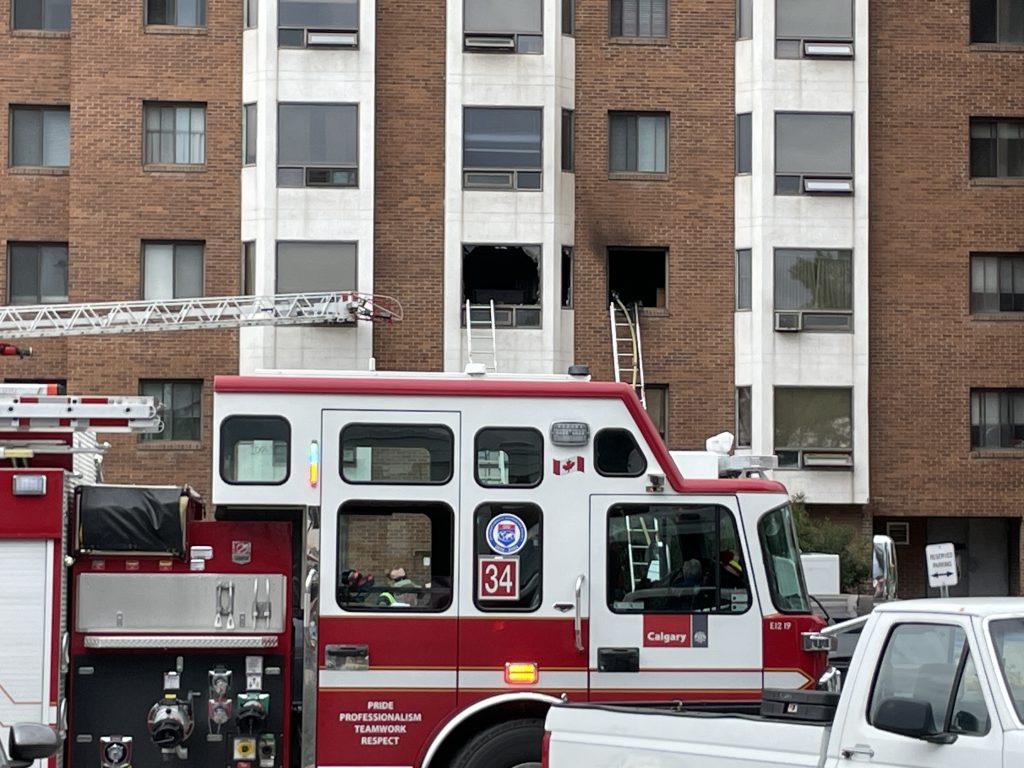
<box><xmin>841</xmin><ymin>744</ymin><xmax>875</xmax><ymax>759</ymax></box>
<box><xmin>573</xmin><ymin>574</ymin><xmax>585</xmax><ymax>652</ymax></box>
<box><xmin>552</xmin><ymin>602</ymin><xmax>573</xmax><ymax>612</ymax></box>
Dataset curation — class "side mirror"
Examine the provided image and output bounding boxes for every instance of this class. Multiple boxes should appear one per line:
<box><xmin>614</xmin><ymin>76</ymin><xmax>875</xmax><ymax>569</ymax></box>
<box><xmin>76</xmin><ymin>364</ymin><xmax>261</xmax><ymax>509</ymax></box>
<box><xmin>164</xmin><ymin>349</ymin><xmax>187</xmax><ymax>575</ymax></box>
<box><xmin>873</xmin><ymin>699</ymin><xmax>957</xmax><ymax>744</ymax></box>
<box><xmin>9</xmin><ymin>723</ymin><xmax>60</xmax><ymax>768</ymax></box>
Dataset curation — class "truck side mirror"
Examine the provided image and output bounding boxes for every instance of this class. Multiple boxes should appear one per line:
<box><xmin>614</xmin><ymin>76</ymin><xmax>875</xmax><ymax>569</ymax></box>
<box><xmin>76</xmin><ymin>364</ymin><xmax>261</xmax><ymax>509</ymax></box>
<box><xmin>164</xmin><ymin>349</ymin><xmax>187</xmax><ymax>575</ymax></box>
<box><xmin>873</xmin><ymin>699</ymin><xmax>956</xmax><ymax>744</ymax></box>
<box><xmin>872</xmin><ymin>535</ymin><xmax>898</xmax><ymax>602</ymax></box>
<box><xmin>8</xmin><ymin>723</ymin><xmax>61</xmax><ymax>768</ymax></box>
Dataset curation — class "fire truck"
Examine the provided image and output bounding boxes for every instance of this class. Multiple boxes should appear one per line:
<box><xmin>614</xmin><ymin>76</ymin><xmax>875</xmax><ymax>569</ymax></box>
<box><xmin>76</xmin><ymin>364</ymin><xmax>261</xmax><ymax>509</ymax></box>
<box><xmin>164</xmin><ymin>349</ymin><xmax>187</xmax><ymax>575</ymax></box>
<box><xmin>0</xmin><ymin>369</ymin><xmax>832</xmax><ymax>768</ymax></box>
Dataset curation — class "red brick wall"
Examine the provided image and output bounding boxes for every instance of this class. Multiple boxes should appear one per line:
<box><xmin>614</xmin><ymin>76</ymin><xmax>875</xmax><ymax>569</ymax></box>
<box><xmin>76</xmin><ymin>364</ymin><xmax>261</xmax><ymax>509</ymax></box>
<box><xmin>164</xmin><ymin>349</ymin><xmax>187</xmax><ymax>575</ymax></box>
<box><xmin>0</xmin><ymin>0</ymin><xmax>242</xmax><ymax>499</ymax></box>
<box><xmin>372</xmin><ymin>1</ymin><xmax>446</xmax><ymax>372</ymax></box>
<box><xmin>869</xmin><ymin>1</ymin><xmax>1024</xmax><ymax>530</ymax></box>
<box><xmin>574</xmin><ymin>1</ymin><xmax>736</xmax><ymax>450</ymax></box>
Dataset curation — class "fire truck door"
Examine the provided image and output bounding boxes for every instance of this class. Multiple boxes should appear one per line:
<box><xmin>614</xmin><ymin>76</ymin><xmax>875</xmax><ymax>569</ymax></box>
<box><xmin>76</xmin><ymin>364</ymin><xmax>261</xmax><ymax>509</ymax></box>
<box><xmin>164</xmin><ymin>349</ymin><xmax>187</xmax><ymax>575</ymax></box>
<box><xmin>0</xmin><ymin>540</ymin><xmax>56</xmax><ymax>765</ymax></box>
<box><xmin>315</xmin><ymin>409</ymin><xmax>460</xmax><ymax>768</ymax></box>
<box><xmin>589</xmin><ymin>495</ymin><xmax>764</xmax><ymax>703</ymax></box>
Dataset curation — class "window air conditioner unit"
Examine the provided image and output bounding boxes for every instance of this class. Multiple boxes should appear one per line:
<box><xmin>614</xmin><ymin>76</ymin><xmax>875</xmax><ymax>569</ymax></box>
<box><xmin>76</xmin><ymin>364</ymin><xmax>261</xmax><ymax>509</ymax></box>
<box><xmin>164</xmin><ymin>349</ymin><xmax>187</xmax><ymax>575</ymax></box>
<box><xmin>803</xmin><ymin>177</ymin><xmax>854</xmax><ymax>194</ymax></box>
<box><xmin>774</xmin><ymin>311</ymin><xmax>802</xmax><ymax>332</ymax></box>
<box><xmin>464</xmin><ymin>34</ymin><xmax>516</xmax><ymax>51</ymax></box>
<box><xmin>306</xmin><ymin>30</ymin><xmax>358</xmax><ymax>47</ymax></box>
<box><xmin>886</xmin><ymin>521</ymin><xmax>910</xmax><ymax>546</ymax></box>
<box><xmin>305</xmin><ymin>167</ymin><xmax>355</xmax><ymax>187</ymax></box>
<box><xmin>801</xmin><ymin>451</ymin><xmax>853</xmax><ymax>468</ymax></box>
<box><xmin>803</xmin><ymin>41</ymin><xmax>854</xmax><ymax>58</ymax></box>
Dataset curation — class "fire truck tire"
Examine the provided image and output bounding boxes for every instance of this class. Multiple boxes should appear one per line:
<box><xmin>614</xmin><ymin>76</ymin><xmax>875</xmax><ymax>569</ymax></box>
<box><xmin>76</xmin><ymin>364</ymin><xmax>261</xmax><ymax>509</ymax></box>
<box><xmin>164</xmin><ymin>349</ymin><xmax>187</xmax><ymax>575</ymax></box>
<box><xmin>451</xmin><ymin>718</ymin><xmax>545</xmax><ymax>768</ymax></box>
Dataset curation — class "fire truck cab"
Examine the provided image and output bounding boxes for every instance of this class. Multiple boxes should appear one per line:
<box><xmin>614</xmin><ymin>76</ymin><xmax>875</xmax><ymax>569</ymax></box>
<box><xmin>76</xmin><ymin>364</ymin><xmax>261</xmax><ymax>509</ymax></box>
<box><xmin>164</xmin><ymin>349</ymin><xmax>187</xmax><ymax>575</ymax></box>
<box><xmin>212</xmin><ymin>370</ymin><xmax>827</xmax><ymax>768</ymax></box>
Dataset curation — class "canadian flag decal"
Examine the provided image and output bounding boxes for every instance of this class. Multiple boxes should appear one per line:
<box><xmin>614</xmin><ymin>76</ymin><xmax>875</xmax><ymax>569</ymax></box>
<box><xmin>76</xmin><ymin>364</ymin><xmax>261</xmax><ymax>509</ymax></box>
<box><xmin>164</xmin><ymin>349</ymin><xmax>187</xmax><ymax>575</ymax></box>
<box><xmin>553</xmin><ymin>456</ymin><xmax>585</xmax><ymax>475</ymax></box>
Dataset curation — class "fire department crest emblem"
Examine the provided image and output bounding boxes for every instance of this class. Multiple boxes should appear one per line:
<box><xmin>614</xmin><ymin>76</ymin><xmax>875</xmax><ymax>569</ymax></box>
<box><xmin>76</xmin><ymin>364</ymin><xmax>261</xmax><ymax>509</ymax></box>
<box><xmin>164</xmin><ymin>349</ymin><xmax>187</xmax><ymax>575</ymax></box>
<box><xmin>485</xmin><ymin>513</ymin><xmax>528</xmax><ymax>556</ymax></box>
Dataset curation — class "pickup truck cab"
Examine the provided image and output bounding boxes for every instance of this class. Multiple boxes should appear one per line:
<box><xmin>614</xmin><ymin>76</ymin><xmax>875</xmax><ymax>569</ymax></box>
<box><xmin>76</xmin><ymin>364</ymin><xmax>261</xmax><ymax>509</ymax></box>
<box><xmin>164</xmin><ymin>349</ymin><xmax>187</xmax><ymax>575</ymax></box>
<box><xmin>544</xmin><ymin>598</ymin><xmax>1024</xmax><ymax>767</ymax></box>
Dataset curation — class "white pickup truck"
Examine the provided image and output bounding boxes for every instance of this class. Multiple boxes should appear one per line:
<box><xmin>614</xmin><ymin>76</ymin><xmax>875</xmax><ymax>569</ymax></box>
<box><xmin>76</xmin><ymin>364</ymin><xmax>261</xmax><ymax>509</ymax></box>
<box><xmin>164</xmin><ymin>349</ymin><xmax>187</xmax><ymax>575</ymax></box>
<box><xmin>544</xmin><ymin>599</ymin><xmax>1024</xmax><ymax>767</ymax></box>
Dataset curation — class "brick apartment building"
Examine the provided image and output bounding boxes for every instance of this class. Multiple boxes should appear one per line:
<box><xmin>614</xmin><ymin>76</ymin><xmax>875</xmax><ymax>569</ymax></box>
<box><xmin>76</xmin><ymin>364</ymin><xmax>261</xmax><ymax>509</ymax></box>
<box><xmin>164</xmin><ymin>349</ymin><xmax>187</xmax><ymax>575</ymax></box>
<box><xmin>1</xmin><ymin>0</ymin><xmax>240</xmax><ymax>495</ymax></box>
<box><xmin>4</xmin><ymin>0</ymin><xmax>1023</xmax><ymax>595</ymax></box>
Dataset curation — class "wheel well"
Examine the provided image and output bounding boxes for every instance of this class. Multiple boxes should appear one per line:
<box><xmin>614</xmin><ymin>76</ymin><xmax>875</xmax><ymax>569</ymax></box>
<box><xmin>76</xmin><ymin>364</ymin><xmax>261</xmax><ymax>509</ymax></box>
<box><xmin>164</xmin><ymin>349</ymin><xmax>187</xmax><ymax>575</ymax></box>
<box><xmin>426</xmin><ymin>698</ymin><xmax>551</xmax><ymax>768</ymax></box>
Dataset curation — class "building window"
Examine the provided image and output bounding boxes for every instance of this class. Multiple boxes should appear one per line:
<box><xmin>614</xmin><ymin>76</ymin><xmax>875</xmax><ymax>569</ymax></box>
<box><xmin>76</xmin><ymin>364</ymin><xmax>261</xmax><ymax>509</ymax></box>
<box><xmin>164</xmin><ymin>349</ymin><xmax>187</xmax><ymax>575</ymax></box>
<box><xmin>275</xmin><ymin>241</ymin><xmax>356</xmax><ymax>293</ymax></box>
<box><xmin>776</xmin><ymin>0</ymin><xmax>854</xmax><ymax>58</ymax></box>
<box><xmin>142</xmin><ymin>242</ymin><xmax>203</xmax><ymax>300</ymax></box>
<box><xmin>143</xmin><ymin>103</ymin><xmax>205</xmax><ymax>165</ymax></box>
<box><xmin>278</xmin><ymin>103</ymin><xmax>358</xmax><ymax>188</ymax></box>
<box><xmin>736</xmin><ymin>386</ymin><xmax>751</xmax><ymax>448</ymax></box>
<box><xmin>775</xmin><ymin>112</ymin><xmax>853</xmax><ymax>195</ymax></box>
<box><xmin>561</xmin><ymin>246</ymin><xmax>573</xmax><ymax>308</ymax></box>
<box><xmin>609</xmin><ymin>112</ymin><xmax>668</xmax><ymax>174</ymax></box>
<box><xmin>736</xmin><ymin>0</ymin><xmax>751</xmax><ymax>39</ymax></box>
<box><xmin>736</xmin><ymin>249</ymin><xmax>751</xmax><ymax>310</ymax></box>
<box><xmin>562</xmin><ymin>109</ymin><xmax>574</xmax><ymax>172</ymax></box>
<box><xmin>608</xmin><ymin>247</ymin><xmax>666</xmax><ymax>308</ymax></box>
<box><xmin>971</xmin><ymin>0</ymin><xmax>1024</xmax><ymax>44</ymax></box>
<box><xmin>10</xmin><ymin>106</ymin><xmax>69</xmax><ymax>168</ymax></box>
<box><xmin>279</xmin><ymin>0</ymin><xmax>358</xmax><ymax>47</ymax></box>
<box><xmin>563</xmin><ymin>0</ymin><xmax>574</xmax><ymax>35</ymax></box>
<box><xmin>463</xmin><ymin>107</ymin><xmax>543</xmax><ymax>190</ymax></box>
<box><xmin>610</xmin><ymin>0</ymin><xmax>666</xmax><ymax>38</ymax></box>
<box><xmin>13</xmin><ymin>0</ymin><xmax>69</xmax><ymax>30</ymax></box>
<box><xmin>243</xmin><ymin>104</ymin><xmax>256</xmax><ymax>166</ymax></box>
<box><xmin>971</xmin><ymin>253</ymin><xmax>1024</xmax><ymax>312</ymax></box>
<box><xmin>970</xmin><ymin>118</ymin><xmax>1024</xmax><ymax>179</ymax></box>
<box><xmin>972</xmin><ymin>390</ymin><xmax>1024</xmax><ymax>449</ymax></box>
<box><xmin>463</xmin><ymin>0</ymin><xmax>542</xmax><ymax>53</ymax></box>
<box><xmin>242</xmin><ymin>241</ymin><xmax>256</xmax><ymax>295</ymax></box>
<box><xmin>462</xmin><ymin>245</ymin><xmax>541</xmax><ymax>328</ymax></box>
<box><xmin>140</xmin><ymin>379</ymin><xmax>202</xmax><ymax>441</ymax></box>
<box><xmin>146</xmin><ymin>0</ymin><xmax>205</xmax><ymax>26</ymax></box>
<box><xmin>774</xmin><ymin>249</ymin><xmax>852</xmax><ymax>331</ymax></box>
<box><xmin>735</xmin><ymin>112</ymin><xmax>752</xmax><ymax>174</ymax></box>
<box><xmin>774</xmin><ymin>387</ymin><xmax>852</xmax><ymax>469</ymax></box>
<box><xmin>244</xmin><ymin>0</ymin><xmax>257</xmax><ymax>27</ymax></box>
<box><xmin>7</xmin><ymin>243</ymin><xmax>68</xmax><ymax>305</ymax></box>
<box><xmin>645</xmin><ymin>385</ymin><xmax>667</xmax><ymax>442</ymax></box>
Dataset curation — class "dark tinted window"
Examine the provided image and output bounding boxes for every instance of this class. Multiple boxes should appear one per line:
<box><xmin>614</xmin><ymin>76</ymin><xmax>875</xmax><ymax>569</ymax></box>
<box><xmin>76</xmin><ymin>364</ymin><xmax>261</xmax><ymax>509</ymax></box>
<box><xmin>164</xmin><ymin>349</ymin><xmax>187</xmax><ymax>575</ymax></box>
<box><xmin>473</xmin><ymin>503</ymin><xmax>542</xmax><ymax>611</ymax></box>
<box><xmin>337</xmin><ymin>501</ymin><xmax>453</xmax><ymax>612</ymax></box>
<box><xmin>341</xmin><ymin>424</ymin><xmax>454</xmax><ymax>484</ymax></box>
<box><xmin>475</xmin><ymin>428</ymin><xmax>544</xmax><ymax>487</ymax></box>
<box><xmin>595</xmin><ymin>428</ymin><xmax>646</xmax><ymax>477</ymax></box>
<box><xmin>735</xmin><ymin>113</ymin><xmax>751</xmax><ymax>174</ymax></box>
<box><xmin>220</xmin><ymin>416</ymin><xmax>290</xmax><ymax>484</ymax></box>
<box><xmin>607</xmin><ymin>504</ymin><xmax>751</xmax><ymax>615</ymax></box>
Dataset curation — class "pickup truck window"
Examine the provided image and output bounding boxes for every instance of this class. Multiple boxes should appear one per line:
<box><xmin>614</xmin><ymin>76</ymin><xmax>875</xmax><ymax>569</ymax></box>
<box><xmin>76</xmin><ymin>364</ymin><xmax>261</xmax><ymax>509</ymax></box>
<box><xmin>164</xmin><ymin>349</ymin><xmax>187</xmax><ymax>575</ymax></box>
<box><xmin>868</xmin><ymin>623</ymin><xmax>990</xmax><ymax>737</ymax></box>
<box><xmin>991</xmin><ymin>618</ymin><xmax>1024</xmax><ymax>721</ymax></box>
<box><xmin>758</xmin><ymin>504</ymin><xmax>810</xmax><ymax>613</ymax></box>
<box><xmin>606</xmin><ymin>503</ymin><xmax>751</xmax><ymax>614</ymax></box>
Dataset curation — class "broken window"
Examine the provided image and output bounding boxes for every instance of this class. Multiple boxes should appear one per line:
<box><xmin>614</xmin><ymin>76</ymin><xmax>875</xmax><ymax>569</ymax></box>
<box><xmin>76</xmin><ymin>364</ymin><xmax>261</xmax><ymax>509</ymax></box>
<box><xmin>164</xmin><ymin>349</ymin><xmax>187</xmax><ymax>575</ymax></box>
<box><xmin>608</xmin><ymin>247</ymin><xmax>666</xmax><ymax>308</ymax></box>
<box><xmin>462</xmin><ymin>244</ymin><xmax>542</xmax><ymax>328</ymax></box>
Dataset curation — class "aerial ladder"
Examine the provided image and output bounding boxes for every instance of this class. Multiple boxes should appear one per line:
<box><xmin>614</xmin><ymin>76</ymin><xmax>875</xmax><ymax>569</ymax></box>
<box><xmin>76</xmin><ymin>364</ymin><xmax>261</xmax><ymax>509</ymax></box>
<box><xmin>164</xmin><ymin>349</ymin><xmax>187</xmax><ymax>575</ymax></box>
<box><xmin>609</xmin><ymin>293</ymin><xmax>647</xmax><ymax>408</ymax></box>
<box><xmin>465</xmin><ymin>299</ymin><xmax>498</xmax><ymax>373</ymax></box>
<box><xmin>0</xmin><ymin>291</ymin><xmax>403</xmax><ymax>356</ymax></box>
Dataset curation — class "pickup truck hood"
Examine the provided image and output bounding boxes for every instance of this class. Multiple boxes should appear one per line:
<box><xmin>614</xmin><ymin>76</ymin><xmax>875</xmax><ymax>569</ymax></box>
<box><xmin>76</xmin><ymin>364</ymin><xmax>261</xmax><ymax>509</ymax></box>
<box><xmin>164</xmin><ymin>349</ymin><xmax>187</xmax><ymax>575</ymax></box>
<box><xmin>546</xmin><ymin>704</ymin><xmax>830</xmax><ymax>767</ymax></box>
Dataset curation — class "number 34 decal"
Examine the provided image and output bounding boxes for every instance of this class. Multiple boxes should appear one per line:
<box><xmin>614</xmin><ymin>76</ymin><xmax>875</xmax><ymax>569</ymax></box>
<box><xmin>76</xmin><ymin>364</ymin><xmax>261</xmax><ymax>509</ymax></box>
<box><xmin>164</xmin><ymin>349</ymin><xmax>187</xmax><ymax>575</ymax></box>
<box><xmin>477</xmin><ymin>556</ymin><xmax>520</xmax><ymax>601</ymax></box>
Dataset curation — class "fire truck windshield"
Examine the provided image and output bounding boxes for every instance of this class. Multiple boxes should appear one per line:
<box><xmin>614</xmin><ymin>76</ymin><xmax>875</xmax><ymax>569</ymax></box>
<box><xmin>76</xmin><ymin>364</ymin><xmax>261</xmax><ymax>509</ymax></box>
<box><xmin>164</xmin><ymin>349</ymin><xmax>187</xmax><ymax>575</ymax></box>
<box><xmin>758</xmin><ymin>504</ymin><xmax>811</xmax><ymax>614</ymax></box>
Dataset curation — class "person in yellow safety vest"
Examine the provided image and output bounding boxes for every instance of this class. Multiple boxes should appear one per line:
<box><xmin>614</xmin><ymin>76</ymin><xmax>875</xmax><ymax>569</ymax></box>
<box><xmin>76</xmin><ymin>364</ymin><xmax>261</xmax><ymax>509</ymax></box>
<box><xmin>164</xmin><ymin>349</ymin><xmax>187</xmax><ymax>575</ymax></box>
<box><xmin>719</xmin><ymin>549</ymin><xmax>745</xmax><ymax>588</ymax></box>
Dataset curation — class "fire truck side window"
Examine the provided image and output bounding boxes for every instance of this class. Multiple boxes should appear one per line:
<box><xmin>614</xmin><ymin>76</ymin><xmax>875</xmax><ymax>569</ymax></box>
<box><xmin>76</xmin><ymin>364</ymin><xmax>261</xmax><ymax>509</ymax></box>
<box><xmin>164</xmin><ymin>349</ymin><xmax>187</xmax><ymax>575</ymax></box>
<box><xmin>340</xmin><ymin>423</ymin><xmax>454</xmax><ymax>484</ymax></box>
<box><xmin>220</xmin><ymin>415</ymin><xmax>291</xmax><ymax>484</ymax></box>
<box><xmin>475</xmin><ymin>427</ymin><xmax>544</xmax><ymax>487</ymax></box>
<box><xmin>606</xmin><ymin>504</ymin><xmax>751</xmax><ymax>615</ymax></box>
<box><xmin>473</xmin><ymin>503</ymin><xmax>542</xmax><ymax>611</ymax></box>
<box><xmin>595</xmin><ymin>428</ymin><xmax>647</xmax><ymax>477</ymax></box>
<box><xmin>336</xmin><ymin>501</ymin><xmax>454</xmax><ymax>612</ymax></box>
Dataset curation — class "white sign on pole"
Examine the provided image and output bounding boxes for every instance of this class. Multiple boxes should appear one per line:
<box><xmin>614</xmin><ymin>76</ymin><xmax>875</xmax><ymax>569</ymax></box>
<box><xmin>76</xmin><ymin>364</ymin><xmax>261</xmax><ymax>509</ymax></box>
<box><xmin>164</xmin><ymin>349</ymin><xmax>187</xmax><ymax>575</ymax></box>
<box><xmin>926</xmin><ymin>542</ymin><xmax>959</xmax><ymax>590</ymax></box>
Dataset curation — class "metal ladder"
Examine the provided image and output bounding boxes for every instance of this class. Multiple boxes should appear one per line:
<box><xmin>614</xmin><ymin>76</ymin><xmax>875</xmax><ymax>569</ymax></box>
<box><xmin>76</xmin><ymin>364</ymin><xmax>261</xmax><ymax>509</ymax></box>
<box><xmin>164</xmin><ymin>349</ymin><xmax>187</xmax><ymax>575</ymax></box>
<box><xmin>609</xmin><ymin>295</ymin><xmax>647</xmax><ymax>408</ymax></box>
<box><xmin>465</xmin><ymin>300</ymin><xmax>498</xmax><ymax>373</ymax></box>
<box><xmin>625</xmin><ymin>515</ymin><xmax>659</xmax><ymax>590</ymax></box>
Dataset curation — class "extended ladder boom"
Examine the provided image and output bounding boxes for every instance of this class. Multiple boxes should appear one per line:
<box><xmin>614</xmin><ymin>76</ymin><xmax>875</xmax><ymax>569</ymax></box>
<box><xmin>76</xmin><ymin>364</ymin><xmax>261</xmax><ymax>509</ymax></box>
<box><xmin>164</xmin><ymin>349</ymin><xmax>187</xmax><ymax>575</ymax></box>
<box><xmin>0</xmin><ymin>391</ymin><xmax>162</xmax><ymax>433</ymax></box>
<box><xmin>0</xmin><ymin>292</ymin><xmax>396</xmax><ymax>340</ymax></box>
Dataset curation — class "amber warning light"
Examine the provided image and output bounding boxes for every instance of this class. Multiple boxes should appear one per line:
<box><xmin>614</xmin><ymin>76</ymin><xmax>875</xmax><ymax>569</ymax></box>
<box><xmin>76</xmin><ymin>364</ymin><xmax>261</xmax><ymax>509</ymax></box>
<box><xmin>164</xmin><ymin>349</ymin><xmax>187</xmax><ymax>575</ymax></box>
<box><xmin>504</xmin><ymin>662</ymin><xmax>539</xmax><ymax>685</ymax></box>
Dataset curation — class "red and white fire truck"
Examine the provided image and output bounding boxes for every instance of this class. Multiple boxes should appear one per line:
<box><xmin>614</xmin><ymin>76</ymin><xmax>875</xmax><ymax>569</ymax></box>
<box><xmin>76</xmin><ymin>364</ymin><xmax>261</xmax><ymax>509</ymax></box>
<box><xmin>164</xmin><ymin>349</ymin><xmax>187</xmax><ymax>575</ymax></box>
<box><xmin>1</xmin><ymin>370</ymin><xmax>830</xmax><ymax>768</ymax></box>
